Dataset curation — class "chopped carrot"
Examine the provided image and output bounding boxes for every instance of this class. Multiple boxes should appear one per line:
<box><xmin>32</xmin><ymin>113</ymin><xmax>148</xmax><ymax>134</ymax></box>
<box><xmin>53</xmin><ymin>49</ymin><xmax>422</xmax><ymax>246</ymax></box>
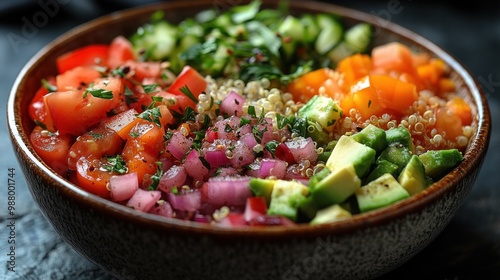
<box><xmin>371</xmin><ymin>42</ymin><xmax>417</xmax><ymax>77</ymax></box>
<box><xmin>435</xmin><ymin>107</ymin><xmax>463</xmax><ymax>141</ymax></box>
<box><xmin>336</xmin><ymin>53</ymin><xmax>372</xmax><ymax>91</ymax></box>
<box><xmin>287</xmin><ymin>68</ymin><xmax>335</xmax><ymax>103</ymax></box>
<box><xmin>368</xmin><ymin>74</ymin><xmax>418</xmax><ymax>115</ymax></box>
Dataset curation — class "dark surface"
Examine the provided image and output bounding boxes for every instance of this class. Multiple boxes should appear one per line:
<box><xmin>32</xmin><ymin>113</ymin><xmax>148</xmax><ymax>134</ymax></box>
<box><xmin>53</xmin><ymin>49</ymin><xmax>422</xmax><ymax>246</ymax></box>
<box><xmin>1</xmin><ymin>1</ymin><xmax>499</xmax><ymax>279</ymax></box>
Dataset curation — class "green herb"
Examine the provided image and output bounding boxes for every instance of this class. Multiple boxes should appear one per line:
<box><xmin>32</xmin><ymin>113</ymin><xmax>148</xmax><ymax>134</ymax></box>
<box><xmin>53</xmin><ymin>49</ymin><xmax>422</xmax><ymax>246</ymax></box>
<box><xmin>292</xmin><ymin>117</ymin><xmax>307</xmax><ymax>137</ymax></box>
<box><xmin>224</xmin><ymin>123</ymin><xmax>233</xmax><ymax>133</ymax></box>
<box><xmin>164</xmin><ymin>130</ymin><xmax>173</xmax><ymax>141</ymax></box>
<box><xmin>248</xmin><ymin>105</ymin><xmax>257</xmax><ymax>118</ymax></box>
<box><xmin>90</xmin><ymin>132</ymin><xmax>104</xmax><ymax>140</ymax></box>
<box><xmin>138</xmin><ymin>106</ymin><xmax>163</xmax><ymax>127</ymax></box>
<box><xmin>83</xmin><ymin>83</ymin><xmax>113</xmax><ymax>99</ymax></box>
<box><xmin>147</xmin><ymin>161</ymin><xmax>164</xmax><ymax>190</ymax></box>
<box><xmin>41</xmin><ymin>78</ymin><xmax>57</xmax><ymax>92</ymax></box>
<box><xmin>129</xmin><ymin>131</ymin><xmax>140</xmax><ymax>138</ymax></box>
<box><xmin>103</xmin><ymin>155</ymin><xmax>128</xmax><ymax>174</ymax></box>
<box><xmin>239</xmin><ymin>117</ymin><xmax>251</xmax><ymax>126</ymax></box>
<box><xmin>265</xmin><ymin>140</ymin><xmax>279</xmax><ymax>155</ymax></box>
<box><xmin>179</xmin><ymin>85</ymin><xmax>199</xmax><ymax>104</ymax></box>
<box><xmin>142</xmin><ymin>83</ymin><xmax>160</xmax><ymax>94</ymax></box>
<box><xmin>34</xmin><ymin>120</ymin><xmax>47</xmax><ymax>130</ymax></box>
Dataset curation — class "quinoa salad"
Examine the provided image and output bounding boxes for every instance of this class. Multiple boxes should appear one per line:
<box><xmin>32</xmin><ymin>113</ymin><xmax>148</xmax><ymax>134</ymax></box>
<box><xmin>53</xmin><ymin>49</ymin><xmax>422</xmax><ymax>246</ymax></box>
<box><xmin>28</xmin><ymin>1</ymin><xmax>474</xmax><ymax>226</ymax></box>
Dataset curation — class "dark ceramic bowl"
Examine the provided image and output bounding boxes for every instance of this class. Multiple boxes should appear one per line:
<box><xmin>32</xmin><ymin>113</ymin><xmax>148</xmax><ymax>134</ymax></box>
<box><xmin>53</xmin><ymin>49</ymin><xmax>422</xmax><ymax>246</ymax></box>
<box><xmin>7</xmin><ymin>1</ymin><xmax>491</xmax><ymax>279</ymax></box>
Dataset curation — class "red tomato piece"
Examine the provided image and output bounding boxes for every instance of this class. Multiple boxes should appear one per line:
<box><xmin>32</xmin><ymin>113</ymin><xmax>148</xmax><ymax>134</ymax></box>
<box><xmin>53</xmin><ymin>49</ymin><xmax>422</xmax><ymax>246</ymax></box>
<box><xmin>75</xmin><ymin>157</ymin><xmax>113</xmax><ymax>199</ymax></box>
<box><xmin>107</xmin><ymin>36</ymin><xmax>136</xmax><ymax>69</ymax></box>
<box><xmin>29</xmin><ymin>126</ymin><xmax>73</xmax><ymax>176</ymax></box>
<box><xmin>56</xmin><ymin>66</ymin><xmax>103</xmax><ymax>92</ymax></box>
<box><xmin>45</xmin><ymin>77</ymin><xmax>124</xmax><ymax>136</ymax></box>
<box><xmin>56</xmin><ymin>44</ymin><xmax>109</xmax><ymax>74</ymax></box>
<box><xmin>121</xmin><ymin>138</ymin><xmax>158</xmax><ymax>187</ymax></box>
<box><xmin>67</xmin><ymin>126</ymin><xmax>124</xmax><ymax>170</ymax></box>
<box><xmin>29</xmin><ymin>78</ymin><xmax>56</xmax><ymax>131</ymax></box>
<box><xmin>166</xmin><ymin>65</ymin><xmax>207</xmax><ymax>111</ymax></box>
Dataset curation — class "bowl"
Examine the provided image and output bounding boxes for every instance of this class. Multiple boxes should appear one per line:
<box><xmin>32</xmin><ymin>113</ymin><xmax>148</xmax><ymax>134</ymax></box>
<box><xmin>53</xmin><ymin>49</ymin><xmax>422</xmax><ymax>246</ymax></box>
<box><xmin>7</xmin><ymin>0</ymin><xmax>491</xmax><ymax>279</ymax></box>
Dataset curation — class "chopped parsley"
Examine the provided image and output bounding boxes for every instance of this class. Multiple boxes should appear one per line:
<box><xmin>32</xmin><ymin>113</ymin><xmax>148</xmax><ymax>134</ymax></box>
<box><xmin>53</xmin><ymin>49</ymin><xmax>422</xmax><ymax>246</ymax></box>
<box><xmin>83</xmin><ymin>82</ymin><xmax>113</xmax><ymax>99</ymax></box>
<box><xmin>103</xmin><ymin>155</ymin><xmax>128</xmax><ymax>174</ymax></box>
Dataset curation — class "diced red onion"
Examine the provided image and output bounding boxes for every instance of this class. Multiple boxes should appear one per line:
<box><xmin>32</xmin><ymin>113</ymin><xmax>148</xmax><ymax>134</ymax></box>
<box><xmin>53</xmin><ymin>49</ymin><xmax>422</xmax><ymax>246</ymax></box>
<box><xmin>213</xmin><ymin>115</ymin><xmax>240</xmax><ymax>140</ymax></box>
<box><xmin>259</xmin><ymin>158</ymin><xmax>287</xmax><ymax>179</ymax></box>
<box><xmin>285</xmin><ymin>137</ymin><xmax>318</xmax><ymax>163</ymax></box>
<box><xmin>220</xmin><ymin>91</ymin><xmax>245</xmax><ymax>117</ymax></box>
<box><xmin>229</xmin><ymin>140</ymin><xmax>255</xmax><ymax>168</ymax></box>
<box><xmin>184</xmin><ymin>149</ymin><xmax>209</xmax><ymax>181</ymax></box>
<box><xmin>149</xmin><ymin>201</ymin><xmax>173</xmax><ymax>218</ymax></box>
<box><xmin>167</xmin><ymin>190</ymin><xmax>202</xmax><ymax>212</ymax></box>
<box><xmin>109</xmin><ymin>172</ymin><xmax>139</xmax><ymax>202</ymax></box>
<box><xmin>165</xmin><ymin>131</ymin><xmax>192</xmax><ymax>160</ymax></box>
<box><xmin>239</xmin><ymin>132</ymin><xmax>258</xmax><ymax>149</ymax></box>
<box><xmin>126</xmin><ymin>188</ymin><xmax>161</xmax><ymax>212</ymax></box>
<box><xmin>201</xmin><ymin>176</ymin><xmax>252</xmax><ymax>208</ymax></box>
<box><xmin>158</xmin><ymin>165</ymin><xmax>187</xmax><ymax>193</ymax></box>
<box><xmin>202</xmin><ymin>139</ymin><xmax>233</xmax><ymax>168</ymax></box>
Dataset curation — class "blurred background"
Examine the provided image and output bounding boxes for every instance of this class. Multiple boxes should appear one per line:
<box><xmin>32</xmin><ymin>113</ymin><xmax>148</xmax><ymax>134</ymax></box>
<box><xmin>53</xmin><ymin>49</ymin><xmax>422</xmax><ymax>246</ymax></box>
<box><xmin>1</xmin><ymin>0</ymin><xmax>499</xmax><ymax>279</ymax></box>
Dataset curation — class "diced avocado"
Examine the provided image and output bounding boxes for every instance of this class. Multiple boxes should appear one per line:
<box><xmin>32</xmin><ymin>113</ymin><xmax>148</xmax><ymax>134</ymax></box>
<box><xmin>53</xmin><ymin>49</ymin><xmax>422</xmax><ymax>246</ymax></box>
<box><xmin>376</xmin><ymin>145</ymin><xmax>412</xmax><ymax>174</ymax></box>
<box><xmin>317</xmin><ymin>140</ymin><xmax>337</xmax><ymax>162</ymax></box>
<box><xmin>364</xmin><ymin>160</ymin><xmax>399</xmax><ymax>184</ymax></box>
<box><xmin>310</xmin><ymin>164</ymin><xmax>361</xmax><ymax>208</ymax></box>
<box><xmin>249</xmin><ymin>178</ymin><xmax>276</xmax><ymax>205</ymax></box>
<box><xmin>267</xmin><ymin>180</ymin><xmax>309</xmax><ymax>221</ymax></box>
<box><xmin>310</xmin><ymin>204</ymin><xmax>352</xmax><ymax>225</ymax></box>
<box><xmin>326</xmin><ymin>135</ymin><xmax>376</xmax><ymax>178</ymax></box>
<box><xmin>418</xmin><ymin>149</ymin><xmax>463</xmax><ymax>181</ymax></box>
<box><xmin>297</xmin><ymin>195</ymin><xmax>319</xmax><ymax>222</ymax></box>
<box><xmin>355</xmin><ymin>173</ymin><xmax>410</xmax><ymax>212</ymax></box>
<box><xmin>298</xmin><ymin>95</ymin><xmax>343</xmax><ymax>129</ymax></box>
<box><xmin>351</xmin><ymin>124</ymin><xmax>387</xmax><ymax>154</ymax></box>
<box><xmin>385</xmin><ymin>126</ymin><xmax>413</xmax><ymax>148</ymax></box>
<box><xmin>398</xmin><ymin>155</ymin><xmax>429</xmax><ymax>195</ymax></box>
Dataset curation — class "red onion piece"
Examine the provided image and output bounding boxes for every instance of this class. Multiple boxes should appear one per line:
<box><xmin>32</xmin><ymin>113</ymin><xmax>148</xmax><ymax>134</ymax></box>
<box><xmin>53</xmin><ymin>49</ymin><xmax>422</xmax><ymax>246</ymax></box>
<box><xmin>201</xmin><ymin>176</ymin><xmax>253</xmax><ymax>208</ymax></box>
<box><xmin>126</xmin><ymin>188</ymin><xmax>161</xmax><ymax>212</ymax></box>
<box><xmin>149</xmin><ymin>201</ymin><xmax>173</xmax><ymax>218</ymax></box>
<box><xmin>158</xmin><ymin>165</ymin><xmax>187</xmax><ymax>193</ymax></box>
<box><xmin>109</xmin><ymin>172</ymin><xmax>139</xmax><ymax>202</ymax></box>
<box><xmin>184</xmin><ymin>149</ymin><xmax>209</xmax><ymax>181</ymax></box>
<box><xmin>167</xmin><ymin>190</ymin><xmax>202</xmax><ymax>212</ymax></box>
<box><xmin>259</xmin><ymin>158</ymin><xmax>287</xmax><ymax>179</ymax></box>
<box><xmin>220</xmin><ymin>91</ymin><xmax>245</xmax><ymax>117</ymax></box>
<box><xmin>285</xmin><ymin>137</ymin><xmax>318</xmax><ymax>163</ymax></box>
<box><xmin>165</xmin><ymin>131</ymin><xmax>192</xmax><ymax>160</ymax></box>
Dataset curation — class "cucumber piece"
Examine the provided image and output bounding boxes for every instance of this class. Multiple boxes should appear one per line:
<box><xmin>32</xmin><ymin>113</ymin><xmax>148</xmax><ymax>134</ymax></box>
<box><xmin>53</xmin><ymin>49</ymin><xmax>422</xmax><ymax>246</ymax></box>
<box><xmin>355</xmin><ymin>173</ymin><xmax>410</xmax><ymax>212</ymax></box>
<box><xmin>300</xmin><ymin>14</ymin><xmax>320</xmax><ymax>44</ymax></box>
<box><xmin>131</xmin><ymin>21</ymin><xmax>178</xmax><ymax>60</ymax></box>
<box><xmin>314</xmin><ymin>14</ymin><xmax>343</xmax><ymax>55</ymax></box>
<box><xmin>298</xmin><ymin>95</ymin><xmax>343</xmax><ymax>129</ymax></box>
<box><xmin>344</xmin><ymin>22</ymin><xmax>372</xmax><ymax>53</ymax></box>
<box><xmin>419</xmin><ymin>149</ymin><xmax>463</xmax><ymax>181</ymax></box>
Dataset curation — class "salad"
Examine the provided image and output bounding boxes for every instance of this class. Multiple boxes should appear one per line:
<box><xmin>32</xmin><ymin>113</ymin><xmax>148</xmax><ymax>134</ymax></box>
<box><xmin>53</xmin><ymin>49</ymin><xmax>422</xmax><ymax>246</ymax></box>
<box><xmin>28</xmin><ymin>1</ymin><xmax>473</xmax><ymax>226</ymax></box>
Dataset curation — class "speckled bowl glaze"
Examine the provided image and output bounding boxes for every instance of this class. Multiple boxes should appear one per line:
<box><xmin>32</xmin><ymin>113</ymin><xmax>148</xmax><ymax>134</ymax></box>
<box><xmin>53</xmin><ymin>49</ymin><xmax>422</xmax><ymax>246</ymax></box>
<box><xmin>7</xmin><ymin>1</ymin><xmax>491</xmax><ymax>279</ymax></box>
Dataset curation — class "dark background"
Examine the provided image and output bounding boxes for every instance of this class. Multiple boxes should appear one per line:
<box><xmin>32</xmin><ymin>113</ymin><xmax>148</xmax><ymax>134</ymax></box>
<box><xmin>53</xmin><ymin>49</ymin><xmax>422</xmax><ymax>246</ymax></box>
<box><xmin>1</xmin><ymin>0</ymin><xmax>499</xmax><ymax>279</ymax></box>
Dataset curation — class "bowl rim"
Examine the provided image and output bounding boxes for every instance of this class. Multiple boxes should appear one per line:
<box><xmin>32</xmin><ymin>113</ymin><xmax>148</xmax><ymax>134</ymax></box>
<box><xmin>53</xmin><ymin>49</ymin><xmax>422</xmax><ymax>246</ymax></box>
<box><xmin>7</xmin><ymin>0</ymin><xmax>491</xmax><ymax>238</ymax></box>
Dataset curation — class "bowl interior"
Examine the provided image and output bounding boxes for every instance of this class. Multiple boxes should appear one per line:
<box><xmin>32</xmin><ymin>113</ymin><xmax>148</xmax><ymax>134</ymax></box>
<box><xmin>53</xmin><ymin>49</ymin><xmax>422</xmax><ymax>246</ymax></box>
<box><xmin>7</xmin><ymin>0</ymin><xmax>491</xmax><ymax>237</ymax></box>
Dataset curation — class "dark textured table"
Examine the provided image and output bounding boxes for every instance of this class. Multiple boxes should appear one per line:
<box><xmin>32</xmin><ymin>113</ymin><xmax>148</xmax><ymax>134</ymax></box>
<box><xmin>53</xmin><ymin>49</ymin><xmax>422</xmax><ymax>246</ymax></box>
<box><xmin>1</xmin><ymin>1</ymin><xmax>499</xmax><ymax>279</ymax></box>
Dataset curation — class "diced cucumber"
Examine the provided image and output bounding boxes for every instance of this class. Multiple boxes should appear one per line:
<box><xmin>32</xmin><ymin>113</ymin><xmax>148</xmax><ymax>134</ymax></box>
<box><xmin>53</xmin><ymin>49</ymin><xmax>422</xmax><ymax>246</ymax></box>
<box><xmin>300</xmin><ymin>14</ymin><xmax>320</xmax><ymax>44</ymax></box>
<box><xmin>298</xmin><ymin>95</ymin><xmax>343</xmax><ymax>129</ymax></box>
<box><xmin>131</xmin><ymin>21</ymin><xmax>178</xmax><ymax>60</ymax></box>
<box><xmin>314</xmin><ymin>14</ymin><xmax>343</xmax><ymax>54</ymax></box>
<box><xmin>344</xmin><ymin>22</ymin><xmax>372</xmax><ymax>53</ymax></box>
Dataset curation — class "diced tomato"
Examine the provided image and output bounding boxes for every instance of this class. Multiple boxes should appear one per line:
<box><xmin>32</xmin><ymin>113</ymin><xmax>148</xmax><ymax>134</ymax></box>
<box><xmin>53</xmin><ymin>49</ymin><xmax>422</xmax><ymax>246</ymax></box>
<box><xmin>371</xmin><ymin>42</ymin><xmax>417</xmax><ymax>77</ymax></box>
<box><xmin>121</xmin><ymin>138</ymin><xmax>158</xmax><ymax>187</ymax></box>
<box><xmin>107</xmin><ymin>36</ymin><xmax>136</xmax><ymax>69</ymax></box>
<box><xmin>29</xmin><ymin>78</ymin><xmax>56</xmax><ymax>131</ymax></box>
<box><xmin>55</xmin><ymin>66</ymin><xmax>103</xmax><ymax>92</ymax></box>
<box><xmin>56</xmin><ymin>44</ymin><xmax>109</xmax><ymax>74</ymax></box>
<box><xmin>125</xmin><ymin>61</ymin><xmax>163</xmax><ymax>81</ymax></box>
<box><xmin>29</xmin><ymin>126</ymin><xmax>73</xmax><ymax>176</ymax></box>
<box><xmin>350</xmin><ymin>86</ymin><xmax>383</xmax><ymax>119</ymax></box>
<box><xmin>75</xmin><ymin>157</ymin><xmax>113</xmax><ymax>199</ymax></box>
<box><xmin>67</xmin><ymin>126</ymin><xmax>124</xmax><ymax>170</ymax></box>
<box><xmin>336</xmin><ymin>53</ymin><xmax>372</xmax><ymax>91</ymax></box>
<box><xmin>101</xmin><ymin>108</ymin><xmax>139</xmax><ymax>139</ymax></box>
<box><xmin>446</xmin><ymin>97</ymin><xmax>473</xmax><ymax>126</ymax></box>
<box><xmin>274</xmin><ymin>143</ymin><xmax>296</xmax><ymax>164</ymax></box>
<box><xmin>435</xmin><ymin>107</ymin><xmax>464</xmax><ymax>142</ymax></box>
<box><xmin>166</xmin><ymin>65</ymin><xmax>207</xmax><ymax>110</ymax></box>
<box><xmin>219</xmin><ymin>213</ymin><xmax>247</xmax><ymax>226</ymax></box>
<box><xmin>368</xmin><ymin>74</ymin><xmax>418</xmax><ymax>115</ymax></box>
<box><xmin>287</xmin><ymin>68</ymin><xmax>334</xmax><ymax>103</ymax></box>
<box><xmin>128</xmin><ymin>119</ymin><xmax>165</xmax><ymax>153</ymax></box>
<box><xmin>45</xmin><ymin>77</ymin><xmax>124</xmax><ymax>136</ymax></box>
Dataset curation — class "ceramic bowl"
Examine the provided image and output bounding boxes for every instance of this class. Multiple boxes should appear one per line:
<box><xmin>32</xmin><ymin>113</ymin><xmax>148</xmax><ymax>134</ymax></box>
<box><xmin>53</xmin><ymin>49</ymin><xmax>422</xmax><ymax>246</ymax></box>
<box><xmin>7</xmin><ymin>1</ymin><xmax>491</xmax><ymax>279</ymax></box>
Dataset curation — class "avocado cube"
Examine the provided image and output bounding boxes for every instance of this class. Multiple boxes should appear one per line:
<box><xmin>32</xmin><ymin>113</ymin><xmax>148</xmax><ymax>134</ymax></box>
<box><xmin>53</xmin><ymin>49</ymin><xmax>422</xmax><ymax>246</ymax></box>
<box><xmin>249</xmin><ymin>178</ymin><xmax>276</xmax><ymax>205</ymax></box>
<box><xmin>310</xmin><ymin>204</ymin><xmax>352</xmax><ymax>225</ymax></box>
<box><xmin>377</xmin><ymin>145</ymin><xmax>413</xmax><ymax>174</ymax></box>
<box><xmin>364</xmin><ymin>159</ymin><xmax>399</xmax><ymax>184</ymax></box>
<box><xmin>310</xmin><ymin>164</ymin><xmax>361</xmax><ymax>208</ymax></box>
<box><xmin>386</xmin><ymin>126</ymin><xmax>413</xmax><ymax>148</ymax></box>
<box><xmin>398</xmin><ymin>155</ymin><xmax>429</xmax><ymax>195</ymax></box>
<box><xmin>351</xmin><ymin>124</ymin><xmax>388</xmax><ymax>154</ymax></box>
<box><xmin>325</xmin><ymin>135</ymin><xmax>376</xmax><ymax>178</ymax></box>
<box><xmin>267</xmin><ymin>180</ymin><xmax>309</xmax><ymax>221</ymax></box>
<box><xmin>418</xmin><ymin>149</ymin><xmax>463</xmax><ymax>181</ymax></box>
<box><xmin>355</xmin><ymin>173</ymin><xmax>410</xmax><ymax>212</ymax></box>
